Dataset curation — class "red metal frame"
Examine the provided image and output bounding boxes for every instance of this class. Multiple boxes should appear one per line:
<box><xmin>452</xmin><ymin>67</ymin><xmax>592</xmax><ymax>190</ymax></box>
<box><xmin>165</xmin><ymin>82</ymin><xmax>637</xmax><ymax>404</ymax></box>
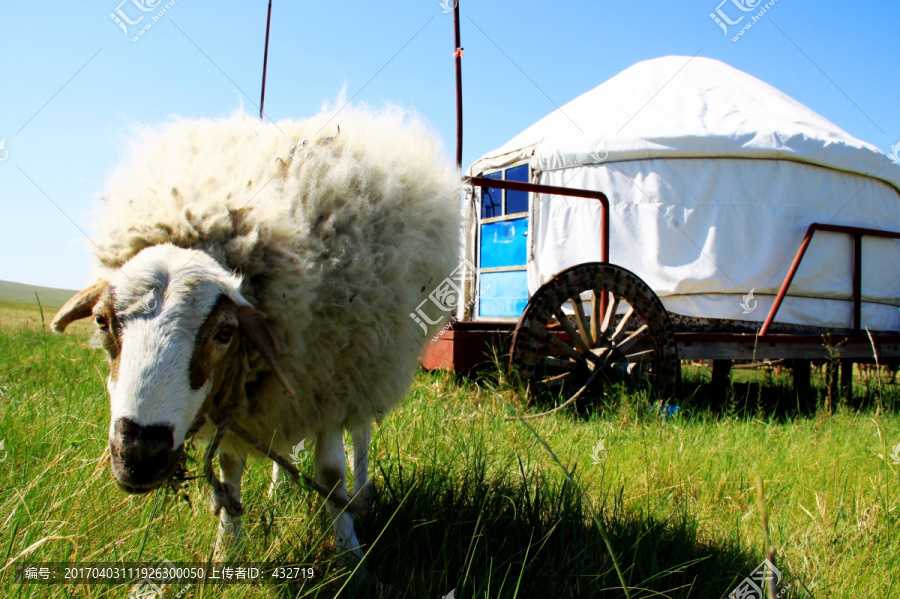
<box><xmin>465</xmin><ymin>176</ymin><xmax>610</xmax><ymax>263</ymax></box>
<box><xmin>760</xmin><ymin>223</ymin><xmax>900</xmax><ymax>336</ymax></box>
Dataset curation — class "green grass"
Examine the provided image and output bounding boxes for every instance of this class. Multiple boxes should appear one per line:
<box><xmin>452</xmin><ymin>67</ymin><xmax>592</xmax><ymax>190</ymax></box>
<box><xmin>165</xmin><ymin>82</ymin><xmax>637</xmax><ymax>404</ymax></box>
<box><xmin>0</xmin><ymin>312</ymin><xmax>898</xmax><ymax>598</ymax></box>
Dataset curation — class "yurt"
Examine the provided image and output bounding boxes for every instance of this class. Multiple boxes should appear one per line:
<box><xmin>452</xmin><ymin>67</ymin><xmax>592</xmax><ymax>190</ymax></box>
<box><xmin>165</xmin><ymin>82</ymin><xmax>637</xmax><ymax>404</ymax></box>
<box><xmin>461</xmin><ymin>56</ymin><xmax>900</xmax><ymax>333</ymax></box>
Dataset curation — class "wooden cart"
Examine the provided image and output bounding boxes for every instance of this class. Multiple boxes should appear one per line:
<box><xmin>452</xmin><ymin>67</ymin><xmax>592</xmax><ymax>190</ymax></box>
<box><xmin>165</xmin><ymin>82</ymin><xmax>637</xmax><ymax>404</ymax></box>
<box><xmin>419</xmin><ymin>3</ymin><xmax>900</xmax><ymax>409</ymax></box>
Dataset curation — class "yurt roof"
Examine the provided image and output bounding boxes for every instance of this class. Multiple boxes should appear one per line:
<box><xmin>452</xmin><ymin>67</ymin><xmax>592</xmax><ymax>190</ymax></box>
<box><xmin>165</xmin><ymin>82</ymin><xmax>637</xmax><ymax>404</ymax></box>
<box><xmin>469</xmin><ymin>56</ymin><xmax>900</xmax><ymax>194</ymax></box>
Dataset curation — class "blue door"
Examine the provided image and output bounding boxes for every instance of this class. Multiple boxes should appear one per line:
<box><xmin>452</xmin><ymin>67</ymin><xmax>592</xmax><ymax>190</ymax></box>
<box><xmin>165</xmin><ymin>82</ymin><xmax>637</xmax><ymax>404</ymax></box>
<box><xmin>478</xmin><ymin>164</ymin><xmax>530</xmax><ymax>318</ymax></box>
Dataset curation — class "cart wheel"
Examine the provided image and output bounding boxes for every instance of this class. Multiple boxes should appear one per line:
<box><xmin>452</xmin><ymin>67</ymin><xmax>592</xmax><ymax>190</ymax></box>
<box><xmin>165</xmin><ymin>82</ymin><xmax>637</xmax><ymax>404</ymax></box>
<box><xmin>509</xmin><ymin>262</ymin><xmax>679</xmax><ymax>402</ymax></box>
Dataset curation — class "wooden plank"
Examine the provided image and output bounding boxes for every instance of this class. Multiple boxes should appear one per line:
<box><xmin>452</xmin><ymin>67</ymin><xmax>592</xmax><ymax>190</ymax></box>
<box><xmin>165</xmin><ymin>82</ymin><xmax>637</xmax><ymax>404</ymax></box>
<box><xmin>479</xmin><ymin>266</ymin><xmax>527</xmax><ymax>273</ymax></box>
<box><xmin>709</xmin><ymin>360</ymin><xmax>733</xmax><ymax>406</ymax></box>
<box><xmin>590</xmin><ymin>291</ymin><xmax>601</xmax><ymax>344</ymax></box>
<box><xmin>789</xmin><ymin>360</ymin><xmax>813</xmax><ymax>414</ymax></box>
<box><xmin>480</xmin><ymin>212</ymin><xmax>528</xmax><ymax>224</ymax></box>
<box><xmin>840</xmin><ymin>359</ymin><xmax>853</xmax><ymax>402</ymax></box>
<box><xmin>678</xmin><ymin>338</ymin><xmax>900</xmax><ymax>361</ymax></box>
<box><xmin>616</xmin><ymin>324</ymin><xmax>649</xmax><ymax>354</ymax></box>
<box><xmin>569</xmin><ymin>295</ymin><xmax>593</xmax><ymax>347</ymax></box>
<box><xmin>554</xmin><ymin>309</ymin><xmax>592</xmax><ymax>355</ymax></box>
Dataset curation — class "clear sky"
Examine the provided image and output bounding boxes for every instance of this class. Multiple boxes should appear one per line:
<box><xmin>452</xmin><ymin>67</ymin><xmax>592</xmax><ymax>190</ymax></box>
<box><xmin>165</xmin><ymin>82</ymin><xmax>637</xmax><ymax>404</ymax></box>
<box><xmin>1</xmin><ymin>0</ymin><xmax>898</xmax><ymax>290</ymax></box>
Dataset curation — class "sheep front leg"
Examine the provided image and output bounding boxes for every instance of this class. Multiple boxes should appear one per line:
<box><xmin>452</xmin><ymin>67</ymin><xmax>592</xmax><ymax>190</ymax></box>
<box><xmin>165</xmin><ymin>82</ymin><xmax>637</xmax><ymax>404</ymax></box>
<box><xmin>315</xmin><ymin>429</ymin><xmax>363</xmax><ymax>561</ymax></box>
<box><xmin>351</xmin><ymin>422</ymin><xmax>372</xmax><ymax>510</ymax></box>
<box><xmin>268</xmin><ymin>461</ymin><xmax>281</xmax><ymax>499</ymax></box>
<box><xmin>212</xmin><ymin>452</ymin><xmax>245</xmax><ymax>561</ymax></box>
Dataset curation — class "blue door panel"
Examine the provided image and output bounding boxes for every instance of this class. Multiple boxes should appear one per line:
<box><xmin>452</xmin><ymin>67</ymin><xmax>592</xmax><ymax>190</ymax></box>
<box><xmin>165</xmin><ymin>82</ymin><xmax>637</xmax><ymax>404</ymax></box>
<box><xmin>504</xmin><ymin>164</ymin><xmax>529</xmax><ymax>214</ymax></box>
<box><xmin>478</xmin><ymin>270</ymin><xmax>529</xmax><ymax>318</ymax></box>
<box><xmin>479</xmin><ymin>217</ymin><xmax>528</xmax><ymax>269</ymax></box>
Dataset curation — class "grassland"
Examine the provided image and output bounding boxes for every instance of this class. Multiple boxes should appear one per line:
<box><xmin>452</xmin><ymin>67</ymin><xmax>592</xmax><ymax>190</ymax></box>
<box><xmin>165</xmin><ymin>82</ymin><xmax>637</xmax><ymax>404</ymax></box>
<box><xmin>0</xmin><ymin>280</ymin><xmax>76</xmax><ymax>311</ymax></box>
<box><xmin>0</xmin><ymin>302</ymin><xmax>898</xmax><ymax>598</ymax></box>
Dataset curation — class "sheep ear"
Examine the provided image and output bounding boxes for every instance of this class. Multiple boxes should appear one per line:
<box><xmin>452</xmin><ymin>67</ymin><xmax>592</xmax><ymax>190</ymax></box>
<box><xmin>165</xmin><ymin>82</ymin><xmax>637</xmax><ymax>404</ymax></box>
<box><xmin>236</xmin><ymin>304</ymin><xmax>296</xmax><ymax>396</ymax></box>
<box><xmin>51</xmin><ymin>280</ymin><xmax>109</xmax><ymax>333</ymax></box>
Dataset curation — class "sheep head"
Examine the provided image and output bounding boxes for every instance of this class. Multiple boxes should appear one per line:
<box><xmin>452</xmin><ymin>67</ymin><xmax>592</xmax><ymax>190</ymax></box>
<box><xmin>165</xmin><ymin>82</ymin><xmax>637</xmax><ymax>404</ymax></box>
<box><xmin>51</xmin><ymin>244</ymin><xmax>294</xmax><ymax>494</ymax></box>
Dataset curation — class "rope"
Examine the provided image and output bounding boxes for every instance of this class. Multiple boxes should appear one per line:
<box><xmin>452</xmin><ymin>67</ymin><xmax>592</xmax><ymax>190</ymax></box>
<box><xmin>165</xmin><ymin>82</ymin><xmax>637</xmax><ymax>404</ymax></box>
<box><xmin>204</xmin><ymin>417</ymin><xmax>243</xmax><ymax>518</ymax></box>
<box><xmin>506</xmin><ymin>365</ymin><xmax>604</xmax><ymax>421</ymax></box>
<box><xmin>229</xmin><ymin>422</ymin><xmax>357</xmax><ymax>513</ymax></box>
<box><xmin>202</xmin><ymin>344</ymin><xmax>247</xmax><ymax>519</ymax></box>
<box><xmin>187</xmin><ymin>342</ymin><xmax>356</xmax><ymax>515</ymax></box>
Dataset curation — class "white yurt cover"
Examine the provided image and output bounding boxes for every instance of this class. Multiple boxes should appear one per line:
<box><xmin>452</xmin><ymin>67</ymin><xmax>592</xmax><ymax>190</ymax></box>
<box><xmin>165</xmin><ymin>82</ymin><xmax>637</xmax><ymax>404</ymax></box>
<box><xmin>468</xmin><ymin>56</ymin><xmax>900</xmax><ymax>330</ymax></box>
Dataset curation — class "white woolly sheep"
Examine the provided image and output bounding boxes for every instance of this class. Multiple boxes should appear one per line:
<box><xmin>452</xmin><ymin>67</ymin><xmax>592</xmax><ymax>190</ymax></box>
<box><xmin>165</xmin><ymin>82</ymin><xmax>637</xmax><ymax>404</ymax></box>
<box><xmin>51</xmin><ymin>106</ymin><xmax>461</xmax><ymax>561</ymax></box>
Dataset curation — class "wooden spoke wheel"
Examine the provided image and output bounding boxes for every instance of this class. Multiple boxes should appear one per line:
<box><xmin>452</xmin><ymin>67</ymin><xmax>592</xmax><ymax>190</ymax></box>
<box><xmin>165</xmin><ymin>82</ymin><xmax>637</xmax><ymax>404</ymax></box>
<box><xmin>509</xmin><ymin>263</ymin><xmax>679</xmax><ymax>402</ymax></box>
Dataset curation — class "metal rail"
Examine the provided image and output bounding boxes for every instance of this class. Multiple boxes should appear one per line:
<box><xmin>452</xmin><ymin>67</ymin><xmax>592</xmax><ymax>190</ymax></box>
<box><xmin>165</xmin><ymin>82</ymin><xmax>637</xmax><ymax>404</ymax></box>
<box><xmin>760</xmin><ymin>223</ymin><xmax>900</xmax><ymax>336</ymax></box>
<box><xmin>465</xmin><ymin>176</ymin><xmax>610</xmax><ymax>263</ymax></box>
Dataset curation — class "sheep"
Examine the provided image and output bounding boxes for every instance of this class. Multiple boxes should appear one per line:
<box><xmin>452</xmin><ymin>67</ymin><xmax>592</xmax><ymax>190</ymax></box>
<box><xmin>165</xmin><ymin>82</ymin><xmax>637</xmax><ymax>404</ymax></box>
<box><xmin>50</xmin><ymin>105</ymin><xmax>462</xmax><ymax>561</ymax></box>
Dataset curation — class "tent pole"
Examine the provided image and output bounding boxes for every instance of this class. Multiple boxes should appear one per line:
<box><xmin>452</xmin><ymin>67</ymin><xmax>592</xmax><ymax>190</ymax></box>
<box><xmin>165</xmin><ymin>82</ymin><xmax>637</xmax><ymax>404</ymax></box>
<box><xmin>453</xmin><ymin>0</ymin><xmax>463</xmax><ymax>170</ymax></box>
<box><xmin>259</xmin><ymin>0</ymin><xmax>273</xmax><ymax>121</ymax></box>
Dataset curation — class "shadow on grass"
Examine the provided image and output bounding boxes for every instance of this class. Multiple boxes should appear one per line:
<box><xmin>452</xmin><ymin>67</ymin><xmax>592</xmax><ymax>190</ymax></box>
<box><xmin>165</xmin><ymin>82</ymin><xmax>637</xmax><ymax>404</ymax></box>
<box><xmin>475</xmin><ymin>361</ymin><xmax>900</xmax><ymax>423</ymax></box>
<box><xmin>441</xmin><ymin>360</ymin><xmax>811</xmax><ymax>422</ymax></box>
<box><xmin>441</xmin><ymin>350</ymin><xmax>900</xmax><ymax>421</ymax></box>
<box><xmin>678</xmin><ymin>372</ymin><xmax>899</xmax><ymax>419</ymax></box>
<box><xmin>274</xmin><ymin>458</ymin><xmax>761</xmax><ymax>599</ymax></box>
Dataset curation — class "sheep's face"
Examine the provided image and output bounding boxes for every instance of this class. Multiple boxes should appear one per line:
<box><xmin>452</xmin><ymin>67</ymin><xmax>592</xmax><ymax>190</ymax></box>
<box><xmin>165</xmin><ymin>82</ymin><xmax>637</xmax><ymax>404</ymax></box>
<box><xmin>51</xmin><ymin>244</ymin><xmax>292</xmax><ymax>494</ymax></box>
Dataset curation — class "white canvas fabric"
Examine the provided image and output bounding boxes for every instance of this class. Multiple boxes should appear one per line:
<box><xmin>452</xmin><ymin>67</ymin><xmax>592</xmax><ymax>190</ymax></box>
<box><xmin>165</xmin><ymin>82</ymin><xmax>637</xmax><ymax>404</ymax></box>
<box><xmin>468</xmin><ymin>56</ymin><xmax>900</xmax><ymax>330</ymax></box>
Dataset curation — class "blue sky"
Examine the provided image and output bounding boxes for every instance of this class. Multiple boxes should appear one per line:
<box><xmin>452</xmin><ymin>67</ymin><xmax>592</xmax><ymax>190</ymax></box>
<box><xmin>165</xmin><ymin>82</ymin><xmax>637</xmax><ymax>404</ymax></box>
<box><xmin>1</xmin><ymin>0</ymin><xmax>898</xmax><ymax>290</ymax></box>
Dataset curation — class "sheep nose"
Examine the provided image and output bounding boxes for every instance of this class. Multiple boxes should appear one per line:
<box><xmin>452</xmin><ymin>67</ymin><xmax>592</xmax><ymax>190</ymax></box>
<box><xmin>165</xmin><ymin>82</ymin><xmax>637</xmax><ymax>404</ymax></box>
<box><xmin>109</xmin><ymin>417</ymin><xmax>176</xmax><ymax>493</ymax></box>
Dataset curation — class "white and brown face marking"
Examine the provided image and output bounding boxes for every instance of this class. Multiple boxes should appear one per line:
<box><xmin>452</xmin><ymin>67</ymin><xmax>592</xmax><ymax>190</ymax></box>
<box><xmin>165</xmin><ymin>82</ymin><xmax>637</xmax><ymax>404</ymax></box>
<box><xmin>53</xmin><ymin>245</ymin><xmax>292</xmax><ymax>494</ymax></box>
<box><xmin>53</xmin><ymin>245</ymin><xmax>249</xmax><ymax>493</ymax></box>
<box><xmin>104</xmin><ymin>248</ymin><xmax>248</xmax><ymax>493</ymax></box>
<box><xmin>107</xmin><ymin>290</ymin><xmax>241</xmax><ymax>493</ymax></box>
<box><xmin>90</xmin><ymin>286</ymin><xmax>123</xmax><ymax>382</ymax></box>
<box><xmin>189</xmin><ymin>295</ymin><xmax>240</xmax><ymax>390</ymax></box>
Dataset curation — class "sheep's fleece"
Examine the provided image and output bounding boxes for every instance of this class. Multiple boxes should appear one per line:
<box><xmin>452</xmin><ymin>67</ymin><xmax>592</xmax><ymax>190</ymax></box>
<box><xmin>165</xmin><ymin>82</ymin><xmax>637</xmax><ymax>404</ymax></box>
<box><xmin>92</xmin><ymin>106</ymin><xmax>461</xmax><ymax>449</ymax></box>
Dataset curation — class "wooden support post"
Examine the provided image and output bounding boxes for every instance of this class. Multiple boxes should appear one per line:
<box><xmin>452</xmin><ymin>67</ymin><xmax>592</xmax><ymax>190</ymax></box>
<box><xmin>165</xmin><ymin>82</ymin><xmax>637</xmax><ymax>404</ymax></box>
<box><xmin>840</xmin><ymin>360</ymin><xmax>853</xmax><ymax>404</ymax></box>
<box><xmin>789</xmin><ymin>360</ymin><xmax>812</xmax><ymax>415</ymax></box>
<box><xmin>710</xmin><ymin>359</ymin><xmax>732</xmax><ymax>405</ymax></box>
<box><xmin>824</xmin><ymin>361</ymin><xmax>839</xmax><ymax>414</ymax></box>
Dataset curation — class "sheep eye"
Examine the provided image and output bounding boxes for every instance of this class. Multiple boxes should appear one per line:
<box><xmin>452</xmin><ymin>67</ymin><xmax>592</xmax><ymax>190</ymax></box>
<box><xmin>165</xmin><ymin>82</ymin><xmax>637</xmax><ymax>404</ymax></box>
<box><xmin>95</xmin><ymin>315</ymin><xmax>109</xmax><ymax>330</ymax></box>
<box><xmin>214</xmin><ymin>325</ymin><xmax>236</xmax><ymax>344</ymax></box>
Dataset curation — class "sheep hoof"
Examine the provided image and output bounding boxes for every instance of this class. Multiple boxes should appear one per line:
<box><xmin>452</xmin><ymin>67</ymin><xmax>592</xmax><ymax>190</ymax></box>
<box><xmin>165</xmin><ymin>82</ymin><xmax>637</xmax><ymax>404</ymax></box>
<box><xmin>267</xmin><ymin>480</ymin><xmax>280</xmax><ymax>500</ymax></box>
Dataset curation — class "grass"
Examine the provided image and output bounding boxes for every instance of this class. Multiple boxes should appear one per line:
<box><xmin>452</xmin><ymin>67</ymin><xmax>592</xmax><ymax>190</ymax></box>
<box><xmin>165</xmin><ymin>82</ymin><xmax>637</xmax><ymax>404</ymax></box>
<box><xmin>0</xmin><ymin>280</ymin><xmax>77</xmax><ymax>311</ymax></box>
<box><xmin>0</xmin><ymin>304</ymin><xmax>898</xmax><ymax>598</ymax></box>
